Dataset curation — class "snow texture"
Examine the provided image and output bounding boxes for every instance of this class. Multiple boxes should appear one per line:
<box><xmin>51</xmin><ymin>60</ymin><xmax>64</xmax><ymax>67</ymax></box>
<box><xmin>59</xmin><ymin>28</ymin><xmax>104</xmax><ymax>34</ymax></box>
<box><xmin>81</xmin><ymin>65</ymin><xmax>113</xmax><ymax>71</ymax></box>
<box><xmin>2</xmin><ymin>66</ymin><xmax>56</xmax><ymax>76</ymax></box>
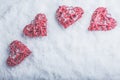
<box><xmin>0</xmin><ymin>0</ymin><xmax>120</xmax><ymax>80</ymax></box>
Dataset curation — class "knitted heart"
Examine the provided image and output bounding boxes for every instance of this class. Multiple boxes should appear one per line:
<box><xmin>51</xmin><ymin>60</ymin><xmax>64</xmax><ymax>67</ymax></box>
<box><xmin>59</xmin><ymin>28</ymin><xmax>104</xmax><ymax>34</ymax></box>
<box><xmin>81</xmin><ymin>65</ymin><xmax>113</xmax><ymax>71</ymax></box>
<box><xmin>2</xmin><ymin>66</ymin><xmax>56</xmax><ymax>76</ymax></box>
<box><xmin>23</xmin><ymin>13</ymin><xmax>47</xmax><ymax>37</ymax></box>
<box><xmin>7</xmin><ymin>40</ymin><xmax>31</xmax><ymax>66</ymax></box>
<box><xmin>56</xmin><ymin>5</ymin><xmax>84</xmax><ymax>28</ymax></box>
<box><xmin>88</xmin><ymin>7</ymin><xmax>117</xmax><ymax>31</ymax></box>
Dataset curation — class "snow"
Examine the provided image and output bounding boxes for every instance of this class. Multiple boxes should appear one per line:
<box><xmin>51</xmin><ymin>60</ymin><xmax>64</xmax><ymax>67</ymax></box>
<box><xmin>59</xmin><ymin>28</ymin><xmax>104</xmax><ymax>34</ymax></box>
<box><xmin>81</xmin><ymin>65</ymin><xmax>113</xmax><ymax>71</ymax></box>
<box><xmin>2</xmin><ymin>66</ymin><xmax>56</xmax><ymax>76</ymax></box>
<box><xmin>0</xmin><ymin>0</ymin><xmax>120</xmax><ymax>80</ymax></box>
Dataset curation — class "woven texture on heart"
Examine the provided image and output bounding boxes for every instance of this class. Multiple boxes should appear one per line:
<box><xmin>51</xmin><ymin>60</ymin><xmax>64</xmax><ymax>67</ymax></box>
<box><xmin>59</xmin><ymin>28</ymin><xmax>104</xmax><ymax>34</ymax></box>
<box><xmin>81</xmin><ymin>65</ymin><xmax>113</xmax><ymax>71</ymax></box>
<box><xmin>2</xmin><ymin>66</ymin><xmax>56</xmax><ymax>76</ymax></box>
<box><xmin>56</xmin><ymin>5</ymin><xmax>84</xmax><ymax>28</ymax></box>
<box><xmin>23</xmin><ymin>13</ymin><xmax>47</xmax><ymax>37</ymax></box>
<box><xmin>88</xmin><ymin>7</ymin><xmax>117</xmax><ymax>31</ymax></box>
<box><xmin>7</xmin><ymin>40</ymin><xmax>31</xmax><ymax>66</ymax></box>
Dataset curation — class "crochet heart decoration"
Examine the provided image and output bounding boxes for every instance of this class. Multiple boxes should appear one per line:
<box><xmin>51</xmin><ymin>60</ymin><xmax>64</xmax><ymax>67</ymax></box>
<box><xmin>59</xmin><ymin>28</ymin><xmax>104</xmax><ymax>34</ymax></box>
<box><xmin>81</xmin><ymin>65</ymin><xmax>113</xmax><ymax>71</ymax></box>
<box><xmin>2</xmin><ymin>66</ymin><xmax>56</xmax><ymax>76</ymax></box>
<box><xmin>7</xmin><ymin>40</ymin><xmax>31</xmax><ymax>66</ymax></box>
<box><xmin>23</xmin><ymin>13</ymin><xmax>47</xmax><ymax>37</ymax></box>
<box><xmin>56</xmin><ymin>5</ymin><xmax>84</xmax><ymax>28</ymax></box>
<box><xmin>5</xmin><ymin>6</ymin><xmax>117</xmax><ymax>67</ymax></box>
<box><xmin>88</xmin><ymin>7</ymin><xmax>117</xmax><ymax>31</ymax></box>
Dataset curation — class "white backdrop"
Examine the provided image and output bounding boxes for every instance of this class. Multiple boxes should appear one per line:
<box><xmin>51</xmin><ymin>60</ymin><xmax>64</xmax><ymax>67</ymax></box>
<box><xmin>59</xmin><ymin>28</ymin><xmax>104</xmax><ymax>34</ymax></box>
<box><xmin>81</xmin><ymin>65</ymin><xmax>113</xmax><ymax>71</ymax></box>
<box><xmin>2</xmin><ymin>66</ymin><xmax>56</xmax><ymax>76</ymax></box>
<box><xmin>0</xmin><ymin>0</ymin><xmax>120</xmax><ymax>80</ymax></box>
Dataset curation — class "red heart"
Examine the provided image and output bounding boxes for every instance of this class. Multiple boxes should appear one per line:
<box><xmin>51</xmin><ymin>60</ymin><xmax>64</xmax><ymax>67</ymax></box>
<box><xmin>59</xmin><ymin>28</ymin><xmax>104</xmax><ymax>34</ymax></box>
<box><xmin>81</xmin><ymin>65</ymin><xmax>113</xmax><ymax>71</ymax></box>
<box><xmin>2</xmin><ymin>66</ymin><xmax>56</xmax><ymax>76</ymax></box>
<box><xmin>23</xmin><ymin>13</ymin><xmax>47</xmax><ymax>37</ymax></box>
<box><xmin>7</xmin><ymin>40</ymin><xmax>31</xmax><ymax>66</ymax></box>
<box><xmin>88</xmin><ymin>7</ymin><xmax>117</xmax><ymax>31</ymax></box>
<box><xmin>56</xmin><ymin>5</ymin><xmax>84</xmax><ymax>28</ymax></box>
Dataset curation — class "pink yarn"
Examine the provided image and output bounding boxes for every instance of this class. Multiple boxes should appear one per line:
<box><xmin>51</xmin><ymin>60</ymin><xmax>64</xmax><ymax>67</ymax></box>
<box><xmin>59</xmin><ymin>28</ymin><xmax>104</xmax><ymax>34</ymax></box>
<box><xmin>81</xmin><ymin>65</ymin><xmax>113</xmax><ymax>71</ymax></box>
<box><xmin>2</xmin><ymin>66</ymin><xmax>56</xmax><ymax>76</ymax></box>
<box><xmin>88</xmin><ymin>7</ymin><xmax>117</xmax><ymax>31</ymax></box>
<box><xmin>56</xmin><ymin>5</ymin><xmax>84</xmax><ymax>28</ymax></box>
<box><xmin>23</xmin><ymin>13</ymin><xmax>47</xmax><ymax>37</ymax></box>
<box><xmin>7</xmin><ymin>40</ymin><xmax>31</xmax><ymax>66</ymax></box>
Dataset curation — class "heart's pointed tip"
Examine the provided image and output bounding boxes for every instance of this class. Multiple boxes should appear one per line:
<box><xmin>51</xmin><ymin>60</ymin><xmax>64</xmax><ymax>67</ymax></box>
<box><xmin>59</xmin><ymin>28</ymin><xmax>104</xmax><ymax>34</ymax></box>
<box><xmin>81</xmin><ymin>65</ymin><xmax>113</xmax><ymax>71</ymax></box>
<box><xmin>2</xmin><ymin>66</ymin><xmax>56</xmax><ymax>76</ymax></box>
<box><xmin>7</xmin><ymin>58</ymin><xmax>16</xmax><ymax>67</ymax></box>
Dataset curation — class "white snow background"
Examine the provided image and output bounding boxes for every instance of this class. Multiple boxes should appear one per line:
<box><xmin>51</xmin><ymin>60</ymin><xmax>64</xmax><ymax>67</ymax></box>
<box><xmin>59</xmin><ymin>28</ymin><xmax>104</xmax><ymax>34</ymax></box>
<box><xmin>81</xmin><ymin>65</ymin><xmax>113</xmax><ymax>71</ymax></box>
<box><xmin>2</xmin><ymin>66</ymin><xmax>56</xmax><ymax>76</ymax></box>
<box><xmin>0</xmin><ymin>0</ymin><xmax>120</xmax><ymax>80</ymax></box>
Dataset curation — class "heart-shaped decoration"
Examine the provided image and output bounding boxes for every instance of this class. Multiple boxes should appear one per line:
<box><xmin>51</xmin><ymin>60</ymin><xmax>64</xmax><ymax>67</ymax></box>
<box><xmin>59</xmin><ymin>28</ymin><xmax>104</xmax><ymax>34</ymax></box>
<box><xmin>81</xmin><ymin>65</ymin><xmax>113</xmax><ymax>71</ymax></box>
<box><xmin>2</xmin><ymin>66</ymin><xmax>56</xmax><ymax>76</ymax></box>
<box><xmin>88</xmin><ymin>7</ymin><xmax>117</xmax><ymax>31</ymax></box>
<box><xmin>56</xmin><ymin>5</ymin><xmax>84</xmax><ymax>28</ymax></box>
<box><xmin>7</xmin><ymin>40</ymin><xmax>31</xmax><ymax>66</ymax></box>
<box><xmin>23</xmin><ymin>13</ymin><xmax>47</xmax><ymax>37</ymax></box>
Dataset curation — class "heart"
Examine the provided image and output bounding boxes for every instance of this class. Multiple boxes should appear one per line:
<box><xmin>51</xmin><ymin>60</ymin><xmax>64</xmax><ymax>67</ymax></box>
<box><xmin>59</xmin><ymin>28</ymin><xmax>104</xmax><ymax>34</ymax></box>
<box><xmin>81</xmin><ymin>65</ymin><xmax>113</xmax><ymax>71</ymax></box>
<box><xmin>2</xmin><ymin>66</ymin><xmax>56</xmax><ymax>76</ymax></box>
<box><xmin>56</xmin><ymin>5</ymin><xmax>84</xmax><ymax>28</ymax></box>
<box><xmin>88</xmin><ymin>7</ymin><xmax>117</xmax><ymax>31</ymax></box>
<box><xmin>7</xmin><ymin>40</ymin><xmax>31</xmax><ymax>66</ymax></box>
<box><xmin>23</xmin><ymin>13</ymin><xmax>47</xmax><ymax>37</ymax></box>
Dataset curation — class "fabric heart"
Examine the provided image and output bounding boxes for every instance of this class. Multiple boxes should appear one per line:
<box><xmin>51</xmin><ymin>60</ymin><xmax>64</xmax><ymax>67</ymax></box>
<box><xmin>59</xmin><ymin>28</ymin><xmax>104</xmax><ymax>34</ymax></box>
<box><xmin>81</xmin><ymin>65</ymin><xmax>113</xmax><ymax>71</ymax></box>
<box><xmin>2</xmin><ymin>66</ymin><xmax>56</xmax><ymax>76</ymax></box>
<box><xmin>88</xmin><ymin>7</ymin><xmax>117</xmax><ymax>31</ymax></box>
<box><xmin>56</xmin><ymin>5</ymin><xmax>84</xmax><ymax>28</ymax></box>
<box><xmin>23</xmin><ymin>13</ymin><xmax>47</xmax><ymax>37</ymax></box>
<box><xmin>7</xmin><ymin>40</ymin><xmax>31</xmax><ymax>66</ymax></box>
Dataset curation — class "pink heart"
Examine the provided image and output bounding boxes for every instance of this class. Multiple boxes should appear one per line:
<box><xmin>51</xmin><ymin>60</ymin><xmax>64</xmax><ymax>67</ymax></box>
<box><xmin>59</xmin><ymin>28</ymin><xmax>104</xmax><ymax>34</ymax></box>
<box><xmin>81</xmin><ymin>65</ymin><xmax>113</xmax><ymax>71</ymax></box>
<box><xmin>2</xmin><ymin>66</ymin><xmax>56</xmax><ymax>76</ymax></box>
<box><xmin>7</xmin><ymin>40</ymin><xmax>31</xmax><ymax>66</ymax></box>
<box><xmin>23</xmin><ymin>13</ymin><xmax>47</xmax><ymax>37</ymax></box>
<box><xmin>88</xmin><ymin>7</ymin><xmax>117</xmax><ymax>31</ymax></box>
<box><xmin>56</xmin><ymin>5</ymin><xmax>84</xmax><ymax>28</ymax></box>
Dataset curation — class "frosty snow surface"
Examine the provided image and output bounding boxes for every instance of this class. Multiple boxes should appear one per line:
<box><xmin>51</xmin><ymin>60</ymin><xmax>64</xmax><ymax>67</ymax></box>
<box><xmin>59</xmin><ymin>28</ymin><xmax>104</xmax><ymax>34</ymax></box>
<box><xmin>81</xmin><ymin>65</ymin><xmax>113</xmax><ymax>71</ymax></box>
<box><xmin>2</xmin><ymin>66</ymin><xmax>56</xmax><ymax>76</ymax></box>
<box><xmin>0</xmin><ymin>0</ymin><xmax>120</xmax><ymax>80</ymax></box>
